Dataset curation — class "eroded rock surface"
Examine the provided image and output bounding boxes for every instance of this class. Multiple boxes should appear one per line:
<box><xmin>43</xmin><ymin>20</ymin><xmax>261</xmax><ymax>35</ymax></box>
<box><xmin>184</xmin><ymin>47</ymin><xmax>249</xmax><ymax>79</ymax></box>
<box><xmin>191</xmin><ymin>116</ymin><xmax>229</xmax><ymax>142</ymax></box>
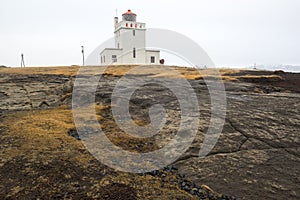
<box><xmin>0</xmin><ymin>68</ymin><xmax>299</xmax><ymax>199</ymax></box>
<box><xmin>175</xmin><ymin>89</ymin><xmax>300</xmax><ymax>199</ymax></box>
<box><xmin>71</xmin><ymin>71</ymin><xmax>300</xmax><ymax>199</ymax></box>
<box><xmin>0</xmin><ymin>73</ymin><xmax>73</xmax><ymax>110</ymax></box>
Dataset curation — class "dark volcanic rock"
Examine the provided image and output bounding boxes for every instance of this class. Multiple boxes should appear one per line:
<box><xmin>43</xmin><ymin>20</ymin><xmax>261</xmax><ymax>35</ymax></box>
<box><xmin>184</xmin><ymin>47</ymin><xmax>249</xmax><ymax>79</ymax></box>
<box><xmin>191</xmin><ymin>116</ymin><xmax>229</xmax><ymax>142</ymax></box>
<box><xmin>93</xmin><ymin>72</ymin><xmax>300</xmax><ymax>199</ymax></box>
<box><xmin>175</xmin><ymin>91</ymin><xmax>300</xmax><ymax>200</ymax></box>
<box><xmin>99</xmin><ymin>183</ymin><xmax>138</xmax><ymax>200</ymax></box>
<box><xmin>0</xmin><ymin>69</ymin><xmax>299</xmax><ymax>199</ymax></box>
<box><xmin>0</xmin><ymin>74</ymin><xmax>73</xmax><ymax>110</ymax></box>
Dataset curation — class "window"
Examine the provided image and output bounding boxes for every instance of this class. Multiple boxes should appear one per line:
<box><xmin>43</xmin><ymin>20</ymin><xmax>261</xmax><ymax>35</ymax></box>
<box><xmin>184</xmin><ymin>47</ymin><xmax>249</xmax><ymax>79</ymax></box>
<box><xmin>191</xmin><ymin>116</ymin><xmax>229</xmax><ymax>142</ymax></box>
<box><xmin>151</xmin><ymin>56</ymin><xmax>155</xmax><ymax>63</ymax></box>
<box><xmin>133</xmin><ymin>48</ymin><xmax>136</xmax><ymax>58</ymax></box>
<box><xmin>101</xmin><ymin>56</ymin><xmax>102</xmax><ymax>64</ymax></box>
<box><xmin>117</xmin><ymin>43</ymin><xmax>120</xmax><ymax>48</ymax></box>
<box><xmin>133</xmin><ymin>30</ymin><xmax>135</xmax><ymax>36</ymax></box>
<box><xmin>103</xmin><ymin>56</ymin><xmax>105</xmax><ymax>63</ymax></box>
<box><xmin>112</xmin><ymin>55</ymin><xmax>117</xmax><ymax>63</ymax></box>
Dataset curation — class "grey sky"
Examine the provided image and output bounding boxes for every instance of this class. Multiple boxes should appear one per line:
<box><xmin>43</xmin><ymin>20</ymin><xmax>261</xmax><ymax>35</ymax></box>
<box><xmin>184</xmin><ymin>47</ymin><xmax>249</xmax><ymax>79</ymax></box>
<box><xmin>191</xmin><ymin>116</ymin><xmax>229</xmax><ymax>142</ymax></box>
<box><xmin>0</xmin><ymin>0</ymin><xmax>300</xmax><ymax>67</ymax></box>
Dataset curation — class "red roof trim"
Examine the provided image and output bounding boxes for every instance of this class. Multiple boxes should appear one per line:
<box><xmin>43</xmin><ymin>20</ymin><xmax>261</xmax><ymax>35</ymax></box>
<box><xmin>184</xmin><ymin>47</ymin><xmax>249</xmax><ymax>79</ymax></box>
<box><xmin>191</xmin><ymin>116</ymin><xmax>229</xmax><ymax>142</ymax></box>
<box><xmin>122</xmin><ymin>9</ymin><xmax>137</xmax><ymax>16</ymax></box>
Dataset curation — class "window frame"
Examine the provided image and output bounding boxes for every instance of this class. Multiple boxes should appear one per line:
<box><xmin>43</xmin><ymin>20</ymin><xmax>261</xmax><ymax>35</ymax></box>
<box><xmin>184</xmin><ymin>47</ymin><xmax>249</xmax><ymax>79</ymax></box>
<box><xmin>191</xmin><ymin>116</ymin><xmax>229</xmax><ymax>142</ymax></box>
<box><xmin>112</xmin><ymin>55</ymin><xmax>117</xmax><ymax>63</ymax></box>
<box><xmin>151</xmin><ymin>56</ymin><xmax>155</xmax><ymax>63</ymax></box>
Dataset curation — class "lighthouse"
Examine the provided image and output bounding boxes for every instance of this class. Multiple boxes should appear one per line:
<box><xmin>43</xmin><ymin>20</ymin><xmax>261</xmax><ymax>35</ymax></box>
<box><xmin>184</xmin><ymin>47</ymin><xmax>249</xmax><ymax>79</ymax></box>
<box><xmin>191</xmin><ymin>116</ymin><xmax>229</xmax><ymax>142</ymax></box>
<box><xmin>100</xmin><ymin>9</ymin><xmax>160</xmax><ymax>65</ymax></box>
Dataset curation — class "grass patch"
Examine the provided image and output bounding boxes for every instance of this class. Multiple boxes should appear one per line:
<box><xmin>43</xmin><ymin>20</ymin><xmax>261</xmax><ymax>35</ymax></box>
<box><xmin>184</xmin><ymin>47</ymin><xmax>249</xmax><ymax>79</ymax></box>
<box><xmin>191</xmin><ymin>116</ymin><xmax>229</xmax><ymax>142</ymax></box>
<box><xmin>0</xmin><ymin>65</ymin><xmax>242</xmax><ymax>80</ymax></box>
<box><xmin>0</xmin><ymin>106</ymin><xmax>199</xmax><ymax>199</ymax></box>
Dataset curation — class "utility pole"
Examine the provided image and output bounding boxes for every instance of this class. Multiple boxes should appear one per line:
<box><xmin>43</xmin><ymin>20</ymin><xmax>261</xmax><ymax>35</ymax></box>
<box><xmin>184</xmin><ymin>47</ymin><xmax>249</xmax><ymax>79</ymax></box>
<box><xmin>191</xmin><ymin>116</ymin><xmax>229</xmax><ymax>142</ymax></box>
<box><xmin>21</xmin><ymin>53</ymin><xmax>25</xmax><ymax>68</ymax></box>
<box><xmin>81</xmin><ymin>46</ymin><xmax>85</xmax><ymax>66</ymax></box>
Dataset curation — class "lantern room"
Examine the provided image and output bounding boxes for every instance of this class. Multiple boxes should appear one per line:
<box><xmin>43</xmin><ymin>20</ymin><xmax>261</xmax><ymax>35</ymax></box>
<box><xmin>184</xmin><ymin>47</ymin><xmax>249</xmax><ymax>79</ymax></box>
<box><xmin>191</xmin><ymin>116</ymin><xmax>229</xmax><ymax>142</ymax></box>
<box><xmin>122</xmin><ymin>9</ymin><xmax>137</xmax><ymax>22</ymax></box>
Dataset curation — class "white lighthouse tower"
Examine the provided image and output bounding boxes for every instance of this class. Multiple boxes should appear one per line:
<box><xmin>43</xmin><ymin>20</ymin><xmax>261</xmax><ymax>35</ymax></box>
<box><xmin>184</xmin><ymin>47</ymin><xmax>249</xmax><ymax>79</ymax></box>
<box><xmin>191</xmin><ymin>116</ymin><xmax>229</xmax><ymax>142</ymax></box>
<box><xmin>100</xmin><ymin>9</ymin><xmax>160</xmax><ymax>65</ymax></box>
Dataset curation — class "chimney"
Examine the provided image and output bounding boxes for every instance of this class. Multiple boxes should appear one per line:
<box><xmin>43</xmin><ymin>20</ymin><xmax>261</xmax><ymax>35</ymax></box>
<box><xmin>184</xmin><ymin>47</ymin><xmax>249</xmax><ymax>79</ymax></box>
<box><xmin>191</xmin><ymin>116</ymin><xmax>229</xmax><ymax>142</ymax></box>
<box><xmin>114</xmin><ymin>17</ymin><xmax>118</xmax><ymax>27</ymax></box>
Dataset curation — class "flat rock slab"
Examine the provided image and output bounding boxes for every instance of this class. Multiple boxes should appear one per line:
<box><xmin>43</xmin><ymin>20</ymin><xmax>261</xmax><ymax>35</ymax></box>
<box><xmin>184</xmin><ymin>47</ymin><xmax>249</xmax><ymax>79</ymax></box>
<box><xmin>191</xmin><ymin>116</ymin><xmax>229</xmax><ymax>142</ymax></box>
<box><xmin>0</xmin><ymin>69</ymin><xmax>299</xmax><ymax>199</ymax></box>
<box><xmin>175</xmin><ymin>90</ymin><xmax>300</xmax><ymax>199</ymax></box>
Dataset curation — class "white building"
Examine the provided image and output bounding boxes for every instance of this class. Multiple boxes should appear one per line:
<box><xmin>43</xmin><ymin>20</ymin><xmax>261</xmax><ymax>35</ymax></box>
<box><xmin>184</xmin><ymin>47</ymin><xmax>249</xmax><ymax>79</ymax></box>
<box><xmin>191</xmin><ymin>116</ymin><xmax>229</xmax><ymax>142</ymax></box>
<box><xmin>100</xmin><ymin>10</ymin><xmax>161</xmax><ymax>65</ymax></box>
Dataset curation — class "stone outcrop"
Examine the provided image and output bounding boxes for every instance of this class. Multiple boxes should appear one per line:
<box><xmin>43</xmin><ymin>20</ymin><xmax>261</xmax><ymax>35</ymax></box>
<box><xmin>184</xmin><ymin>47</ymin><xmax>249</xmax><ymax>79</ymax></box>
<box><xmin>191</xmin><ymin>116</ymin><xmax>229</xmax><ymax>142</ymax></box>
<box><xmin>70</xmin><ymin>70</ymin><xmax>300</xmax><ymax>199</ymax></box>
<box><xmin>0</xmin><ymin>67</ymin><xmax>299</xmax><ymax>199</ymax></box>
<box><xmin>0</xmin><ymin>74</ymin><xmax>73</xmax><ymax>110</ymax></box>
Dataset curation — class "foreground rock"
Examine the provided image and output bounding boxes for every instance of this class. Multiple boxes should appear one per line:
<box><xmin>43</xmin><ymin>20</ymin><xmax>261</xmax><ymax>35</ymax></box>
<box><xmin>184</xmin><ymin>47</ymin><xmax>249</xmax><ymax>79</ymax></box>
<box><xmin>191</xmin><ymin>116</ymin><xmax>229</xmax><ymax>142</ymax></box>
<box><xmin>0</xmin><ymin>73</ymin><xmax>73</xmax><ymax>110</ymax></box>
<box><xmin>0</xmin><ymin>66</ymin><xmax>299</xmax><ymax>199</ymax></box>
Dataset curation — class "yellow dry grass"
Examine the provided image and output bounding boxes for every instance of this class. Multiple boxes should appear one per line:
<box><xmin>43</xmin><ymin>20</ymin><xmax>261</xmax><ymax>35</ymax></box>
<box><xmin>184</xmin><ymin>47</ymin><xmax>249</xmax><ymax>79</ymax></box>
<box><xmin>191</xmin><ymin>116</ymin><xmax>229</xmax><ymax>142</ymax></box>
<box><xmin>9</xmin><ymin>65</ymin><xmax>290</xmax><ymax>84</ymax></box>
<box><xmin>0</xmin><ymin>105</ymin><xmax>199</xmax><ymax>199</ymax></box>
<box><xmin>1</xmin><ymin>106</ymin><xmax>79</xmax><ymax>163</ymax></box>
<box><xmin>0</xmin><ymin>66</ymin><xmax>80</xmax><ymax>76</ymax></box>
<box><xmin>1</xmin><ymin>104</ymin><xmax>109</xmax><ymax>169</ymax></box>
<box><xmin>237</xmin><ymin>75</ymin><xmax>282</xmax><ymax>79</ymax></box>
<box><xmin>1</xmin><ymin>102</ymin><xmax>157</xmax><ymax>165</ymax></box>
<box><xmin>0</xmin><ymin>65</ymin><xmax>243</xmax><ymax>80</ymax></box>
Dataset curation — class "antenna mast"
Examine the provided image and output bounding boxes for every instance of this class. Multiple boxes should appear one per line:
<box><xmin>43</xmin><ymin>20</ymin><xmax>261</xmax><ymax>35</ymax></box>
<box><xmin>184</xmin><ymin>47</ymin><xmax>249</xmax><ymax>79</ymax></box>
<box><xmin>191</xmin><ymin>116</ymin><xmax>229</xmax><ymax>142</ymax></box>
<box><xmin>21</xmin><ymin>53</ymin><xmax>25</xmax><ymax>68</ymax></box>
<box><xmin>81</xmin><ymin>46</ymin><xmax>85</xmax><ymax>66</ymax></box>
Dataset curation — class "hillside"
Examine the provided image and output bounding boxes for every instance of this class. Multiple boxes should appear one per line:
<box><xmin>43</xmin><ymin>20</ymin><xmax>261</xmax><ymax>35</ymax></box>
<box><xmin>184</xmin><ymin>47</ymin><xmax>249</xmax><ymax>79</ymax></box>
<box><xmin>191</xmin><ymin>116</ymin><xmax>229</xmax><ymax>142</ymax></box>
<box><xmin>0</xmin><ymin>65</ymin><xmax>299</xmax><ymax>199</ymax></box>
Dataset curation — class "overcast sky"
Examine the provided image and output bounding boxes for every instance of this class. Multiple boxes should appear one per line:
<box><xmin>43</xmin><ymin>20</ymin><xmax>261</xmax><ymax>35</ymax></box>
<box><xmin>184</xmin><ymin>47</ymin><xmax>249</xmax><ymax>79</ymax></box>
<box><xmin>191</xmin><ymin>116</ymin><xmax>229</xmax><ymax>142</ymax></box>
<box><xmin>0</xmin><ymin>0</ymin><xmax>300</xmax><ymax>67</ymax></box>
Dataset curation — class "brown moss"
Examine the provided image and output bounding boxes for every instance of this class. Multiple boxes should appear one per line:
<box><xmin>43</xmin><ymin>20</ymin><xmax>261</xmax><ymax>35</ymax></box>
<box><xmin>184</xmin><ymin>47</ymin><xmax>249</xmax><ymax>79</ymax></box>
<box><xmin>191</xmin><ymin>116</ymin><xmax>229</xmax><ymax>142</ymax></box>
<box><xmin>0</xmin><ymin>65</ymin><xmax>242</xmax><ymax>80</ymax></box>
<box><xmin>0</xmin><ymin>106</ymin><xmax>198</xmax><ymax>199</ymax></box>
<box><xmin>0</xmin><ymin>66</ymin><xmax>80</xmax><ymax>76</ymax></box>
<box><xmin>97</xmin><ymin>106</ymin><xmax>160</xmax><ymax>153</ymax></box>
<box><xmin>3</xmin><ymin>65</ymin><xmax>282</xmax><ymax>84</ymax></box>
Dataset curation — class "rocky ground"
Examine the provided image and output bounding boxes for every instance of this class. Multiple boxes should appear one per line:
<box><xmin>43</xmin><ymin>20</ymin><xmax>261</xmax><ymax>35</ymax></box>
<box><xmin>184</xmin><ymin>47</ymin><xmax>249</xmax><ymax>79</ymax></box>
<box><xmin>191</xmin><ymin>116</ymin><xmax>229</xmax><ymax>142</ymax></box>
<box><xmin>0</xmin><ymin>66</ymin><xmax>299</xmax><ymax>199</ymax></box>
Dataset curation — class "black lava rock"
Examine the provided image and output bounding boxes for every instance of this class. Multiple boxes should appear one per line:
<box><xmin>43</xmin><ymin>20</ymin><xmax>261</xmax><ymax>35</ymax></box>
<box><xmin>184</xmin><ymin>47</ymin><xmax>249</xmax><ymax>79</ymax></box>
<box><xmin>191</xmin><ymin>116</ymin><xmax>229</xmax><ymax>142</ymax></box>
<box><xmin>68</xmin><ymin>129</ymin><xmax>81</xmax><ymax>140</ymax></box>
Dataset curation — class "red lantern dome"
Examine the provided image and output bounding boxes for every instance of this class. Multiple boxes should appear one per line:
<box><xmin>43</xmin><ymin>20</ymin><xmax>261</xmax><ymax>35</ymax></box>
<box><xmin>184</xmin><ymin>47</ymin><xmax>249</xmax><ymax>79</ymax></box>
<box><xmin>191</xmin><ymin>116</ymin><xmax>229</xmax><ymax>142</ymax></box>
<box><xmin>122</xmin><ymin>9</ymin><xmax>137</xmax><ymax>22</ymax></box>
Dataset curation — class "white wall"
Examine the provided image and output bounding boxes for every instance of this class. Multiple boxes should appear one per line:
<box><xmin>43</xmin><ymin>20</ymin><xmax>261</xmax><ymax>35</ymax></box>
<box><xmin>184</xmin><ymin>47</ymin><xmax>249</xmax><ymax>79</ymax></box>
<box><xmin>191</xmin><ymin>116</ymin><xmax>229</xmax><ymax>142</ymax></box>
<box><xmin>117</xmin><ymin>29</ymin><xmax>146</xmax><ymax>53</ymax></box>
<box><xmin>146</xmin><ymin>50</ymin><xmax>160</xmax><ymax>64</ymax></box>
<box><xmin>100</xmin><ymin>49</ymin><xmax>122</xmax><ymax>65</ymax></box>
<box><xmin>118</xmin><ymin>48</ymin><xmax>146</xmax><ymax>64</ymax></box>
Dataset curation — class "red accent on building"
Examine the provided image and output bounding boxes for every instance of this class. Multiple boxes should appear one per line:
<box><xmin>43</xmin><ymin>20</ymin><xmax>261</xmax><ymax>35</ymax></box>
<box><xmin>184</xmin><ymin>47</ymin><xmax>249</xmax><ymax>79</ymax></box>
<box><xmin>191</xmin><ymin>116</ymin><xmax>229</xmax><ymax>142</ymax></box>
<box><xmin>122</xmin><ymin>9</ymin><xmax>137</xmax><ymax>16</ymax></box>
